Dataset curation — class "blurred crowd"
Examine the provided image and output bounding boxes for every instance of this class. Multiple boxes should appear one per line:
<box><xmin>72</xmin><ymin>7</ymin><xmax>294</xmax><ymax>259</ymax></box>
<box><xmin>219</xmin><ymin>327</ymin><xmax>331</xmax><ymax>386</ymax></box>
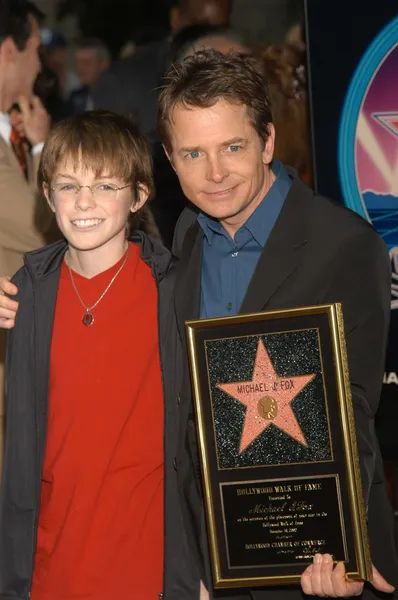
<box><xmin>0</xmin><ymin>0</ymin><xmax>312</xmax><ymax>245</ymax></box>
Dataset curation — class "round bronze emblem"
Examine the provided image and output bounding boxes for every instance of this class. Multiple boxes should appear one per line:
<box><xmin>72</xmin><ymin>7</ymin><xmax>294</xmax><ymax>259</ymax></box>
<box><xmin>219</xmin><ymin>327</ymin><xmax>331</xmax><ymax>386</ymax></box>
<box><xmin>257</xmin><ymin>396</ymin><xmax>278</xmax><ymax>420</ymax></box>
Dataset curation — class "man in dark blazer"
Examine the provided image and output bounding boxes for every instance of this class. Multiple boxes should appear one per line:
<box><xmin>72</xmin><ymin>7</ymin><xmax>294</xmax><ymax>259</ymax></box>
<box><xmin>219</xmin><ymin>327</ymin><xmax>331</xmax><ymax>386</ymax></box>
<box><xmin>158</xmin><ymin>50</ymin><xmax>398</xmax><ymax>598</ymax></box>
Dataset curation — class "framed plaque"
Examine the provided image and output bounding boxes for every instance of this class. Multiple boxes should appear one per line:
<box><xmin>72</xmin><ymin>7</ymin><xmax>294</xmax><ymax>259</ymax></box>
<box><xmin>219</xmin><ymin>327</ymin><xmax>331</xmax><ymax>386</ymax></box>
<box><xmin>185</xmin><ymin>303</ymin><xmax>372</xmax><ymax>588</ymax></box>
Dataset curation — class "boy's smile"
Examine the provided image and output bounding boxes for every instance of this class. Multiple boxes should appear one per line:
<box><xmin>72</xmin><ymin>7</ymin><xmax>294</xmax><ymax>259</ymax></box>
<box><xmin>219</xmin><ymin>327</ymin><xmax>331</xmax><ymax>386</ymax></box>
<box><xmin>71</xmin><ymin>218</ymin><xmax>105</xmax><ymax>230</ymax></box>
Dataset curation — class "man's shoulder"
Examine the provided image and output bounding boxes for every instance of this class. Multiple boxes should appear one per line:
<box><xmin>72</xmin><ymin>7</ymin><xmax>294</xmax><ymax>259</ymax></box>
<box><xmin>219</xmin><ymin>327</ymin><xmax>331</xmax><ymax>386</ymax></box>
<box><xmin>294</xmin><ymin>184</ymin><xmax>389</xmax><ymax>270</ymax></box>
<box><xmin>312</xmin><ymin>192</ymin><xmax>373</xmax><ymax>232</ymax></box>
<box><xmin>291</xmin><ymin>177</ymin><xmax>380</xmax><ymax>244</ymax></box>
<box><xmin>313</xmin><ymin>193</ymin><xmax>386</xmax><ymax>256</ymax></box>
<box><xmin>22</xmin><ymin>240</ymin><xmax>67</xmax><ymax>279</ymax></box>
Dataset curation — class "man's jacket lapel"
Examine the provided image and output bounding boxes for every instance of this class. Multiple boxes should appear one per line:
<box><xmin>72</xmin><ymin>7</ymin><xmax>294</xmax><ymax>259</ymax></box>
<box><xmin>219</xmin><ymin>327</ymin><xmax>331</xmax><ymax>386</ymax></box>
<box><xmin>240</xmin><ymin>178</ymin><xmax>309</xmax><ymax>314</ymax></box>
<box><xmin>174</xmin><ymin>221</ymin><xmax>203</xmax><ymax>342</ymax></box>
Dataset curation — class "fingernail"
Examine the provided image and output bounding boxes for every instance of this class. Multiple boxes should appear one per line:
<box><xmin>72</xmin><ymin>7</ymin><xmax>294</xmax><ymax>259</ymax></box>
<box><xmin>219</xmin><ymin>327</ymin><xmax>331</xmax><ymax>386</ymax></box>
<box><xmin>314</xmin><ymin>553</ymin><xmax>322</xmax><ymax>564</ymax></box>
<box><xmin>323</xmin><ymin>554</ymin><xmax>330</xmax><ymax>564</ymax></box>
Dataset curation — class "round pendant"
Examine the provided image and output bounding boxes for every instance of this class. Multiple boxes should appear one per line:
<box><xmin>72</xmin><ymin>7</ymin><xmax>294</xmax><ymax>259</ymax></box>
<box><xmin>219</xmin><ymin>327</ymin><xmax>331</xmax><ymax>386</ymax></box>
<box><xmin>82</xmin><ymin>311</ymin><xmax>94</xmax><ymax>326</ymax></box>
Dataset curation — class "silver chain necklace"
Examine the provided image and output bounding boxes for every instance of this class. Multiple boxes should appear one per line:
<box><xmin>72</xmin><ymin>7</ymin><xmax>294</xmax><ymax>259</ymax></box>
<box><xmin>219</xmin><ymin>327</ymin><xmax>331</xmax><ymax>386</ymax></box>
<box><xmin>67</xmin><ymin>245</ymin><xmax>130</xmax><ymax>326</ymax></box>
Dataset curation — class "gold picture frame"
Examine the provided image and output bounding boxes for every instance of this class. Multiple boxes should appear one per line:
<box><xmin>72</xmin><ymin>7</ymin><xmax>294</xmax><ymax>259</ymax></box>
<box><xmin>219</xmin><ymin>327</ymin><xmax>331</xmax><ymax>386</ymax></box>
<box><xmin>186</xmin><ymin>303</ymin><xmax>372</xmax><ymax>588</ymax></box>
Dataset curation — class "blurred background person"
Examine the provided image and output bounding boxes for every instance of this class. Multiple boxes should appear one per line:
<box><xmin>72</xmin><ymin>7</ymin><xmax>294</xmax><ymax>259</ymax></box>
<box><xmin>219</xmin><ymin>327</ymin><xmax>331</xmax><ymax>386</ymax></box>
<box><xmin>34</xmin><ymin>63</ymin><xmax>74</xmax><ymax>122</ymax></box>
<box><xmin>40</xmin><ymin>28</ymin><xmax>80</xmax><ymax>100</ymax></box>
<box><xmin>70</xmin><ymin>37</ymin><xmax>111</xmax><ymax>113</ymax></box>
<box><xmin>91</xmin><ymin>0</ymin><xmax>231</xmax><ymax>136</ymax></box>
<box><xmin>0</xmin><ymin>0</ymin><xmax>57</xmax><ymax>475</ymax></box>
<box><xmin>257</xmin><ymin>42</ymin><xmax>313</xmax><ymax>185</ymax></box>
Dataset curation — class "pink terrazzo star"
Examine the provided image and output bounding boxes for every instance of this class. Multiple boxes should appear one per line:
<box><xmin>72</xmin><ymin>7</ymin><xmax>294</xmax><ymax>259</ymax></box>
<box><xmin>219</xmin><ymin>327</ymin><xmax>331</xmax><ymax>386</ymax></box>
<box><xmin>217</xmin><ymin>339</ymin><xmax>316</xmax><ymax>453</ymax></box>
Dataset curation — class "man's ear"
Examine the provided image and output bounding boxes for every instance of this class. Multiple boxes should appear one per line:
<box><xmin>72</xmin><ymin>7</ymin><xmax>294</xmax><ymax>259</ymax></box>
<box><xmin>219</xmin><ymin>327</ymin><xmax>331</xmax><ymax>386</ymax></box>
<box><xmin>163</xmin><ymin>144</ymin><xmax>176</xmax><ymax>172</ymax></box>
<box><xmin>0</xmin><ymin>36</ymin><xmax>19</xmax><ymax>65</ymax></box>
<box><xmin>43</xmin><ymin>184</ymin><xmax>56</xmax><ymax>213</ymax></box>
<box><xmin>261</xmin><ymin>123</ymin><xmax>275</xmax><ymax>166</ymax></box>
<box><xmin>131</xmin><ymin>184</ymin><xmax>150</xmax><ymax>213</ymax></box>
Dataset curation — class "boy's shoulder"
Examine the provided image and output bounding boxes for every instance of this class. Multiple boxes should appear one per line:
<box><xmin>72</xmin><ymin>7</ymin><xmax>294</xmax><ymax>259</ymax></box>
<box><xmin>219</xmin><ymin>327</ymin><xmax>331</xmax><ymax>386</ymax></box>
<box><xmin>22</xmin><ymin>240</ymin><xmax>68</xmax><ymax>281</ymax></box>
<box><xmin>24</xmin><ymin>239</ymin><xmax>67</xmax><ymax>262</ymax></box>
<box><xmin>10</xmin><ymin>240</ymin><xmax>67</xmax><ymax>303</ymax></box>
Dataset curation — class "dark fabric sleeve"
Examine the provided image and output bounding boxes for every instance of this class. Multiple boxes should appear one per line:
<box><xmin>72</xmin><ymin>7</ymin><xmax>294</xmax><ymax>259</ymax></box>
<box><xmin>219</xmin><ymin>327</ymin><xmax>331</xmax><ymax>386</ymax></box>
<box><xmin>0</xmin><ymin>268</ymin><xmax>37</xmax><ymax>598</ymax></box>
<box><xmin>4</xmin><ymin>267</ymin><xmax>29</xmax><ymax>435</ymax></box>
<box><xmin>323</xmin><ymin>229</ymin><xmax>391</xmax><ymax>504</ymax></box>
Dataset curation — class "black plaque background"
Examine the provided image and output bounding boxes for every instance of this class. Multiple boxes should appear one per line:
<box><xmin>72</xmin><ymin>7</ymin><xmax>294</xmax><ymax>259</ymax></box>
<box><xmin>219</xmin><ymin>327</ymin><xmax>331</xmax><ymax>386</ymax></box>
<box><xmin>191</xmin><ymin>311</ymin><xmax>359</xmax><ymax>582</ymax></box>
<box><xmin>221</xmin><ymin>475</ymin><xmax>345</xmax><ymax>569</ymax></box>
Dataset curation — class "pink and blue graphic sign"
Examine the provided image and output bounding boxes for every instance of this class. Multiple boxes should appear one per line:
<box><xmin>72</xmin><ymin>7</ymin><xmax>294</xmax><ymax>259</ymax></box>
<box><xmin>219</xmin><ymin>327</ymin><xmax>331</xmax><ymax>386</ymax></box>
<box><xmin>339</xmin><ymin>17</ymin><xmax>398</xmax><ymax>249</ymax></box>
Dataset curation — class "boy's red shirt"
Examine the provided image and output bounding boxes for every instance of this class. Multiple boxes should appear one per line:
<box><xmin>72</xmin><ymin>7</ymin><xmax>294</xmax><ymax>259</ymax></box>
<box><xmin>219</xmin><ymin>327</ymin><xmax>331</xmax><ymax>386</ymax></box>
<box><xmin>31</xmin><ymin>243</ymin><xmax>164</xmax><ymax>599</ymax></box>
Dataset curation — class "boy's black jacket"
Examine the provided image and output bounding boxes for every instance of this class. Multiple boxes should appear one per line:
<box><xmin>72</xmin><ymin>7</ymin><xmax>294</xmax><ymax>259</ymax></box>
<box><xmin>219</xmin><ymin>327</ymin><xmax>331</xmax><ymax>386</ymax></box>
<box><xmin>0</xmin><ymin>232</ymin><xmax>199</xmax><ymax>600</ymax></box>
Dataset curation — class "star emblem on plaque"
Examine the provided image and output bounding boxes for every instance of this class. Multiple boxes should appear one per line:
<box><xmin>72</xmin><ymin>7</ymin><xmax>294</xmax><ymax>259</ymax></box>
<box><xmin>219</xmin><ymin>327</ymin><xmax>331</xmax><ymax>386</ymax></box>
<box><xmin>217</xmin><ymin>339</ymin><xmax>316</xmax><ymax>453</ymax></box>
<box><xmin>204</xmin><ymin>328</ymin><xmax>331</xmax><ymax>469</ymax></box>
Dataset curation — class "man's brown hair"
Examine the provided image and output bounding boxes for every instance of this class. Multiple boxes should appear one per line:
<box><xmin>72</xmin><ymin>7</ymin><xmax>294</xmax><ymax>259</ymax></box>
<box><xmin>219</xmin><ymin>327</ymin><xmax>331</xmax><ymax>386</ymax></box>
<box><xmin>158</xmin><ymin>49</ymin><xmax>273</xmax><ymax>152</ymax></box>
<box><xmin>38</xmin><ymin>110</ymin><xmax>156</xmax><ymax>234</ymax></box>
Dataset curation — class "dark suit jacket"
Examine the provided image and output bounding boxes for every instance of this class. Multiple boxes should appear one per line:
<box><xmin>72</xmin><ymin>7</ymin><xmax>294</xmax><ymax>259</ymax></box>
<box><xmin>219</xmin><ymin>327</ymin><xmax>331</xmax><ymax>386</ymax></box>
<box><xmin>173</xmin><ymin>170</ymin><xmax>398</xmax><ymax>599</ymax></box>
<box><xmin>91</xmin><ymin>39</ymin><xmax>169</xmax><ymax>136</ymax></box>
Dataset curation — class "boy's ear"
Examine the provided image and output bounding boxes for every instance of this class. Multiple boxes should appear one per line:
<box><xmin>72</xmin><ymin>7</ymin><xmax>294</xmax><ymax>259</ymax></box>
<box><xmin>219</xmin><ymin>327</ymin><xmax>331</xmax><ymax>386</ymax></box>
<box><xmin>130</xmin><ymin>184</ymin><xmax>150</xmax><ymax>213</ymax></box>
<box><xmin>43</xmin><ymin>184</ymin><xmax>56</xmax><ymax>213</ymax></box>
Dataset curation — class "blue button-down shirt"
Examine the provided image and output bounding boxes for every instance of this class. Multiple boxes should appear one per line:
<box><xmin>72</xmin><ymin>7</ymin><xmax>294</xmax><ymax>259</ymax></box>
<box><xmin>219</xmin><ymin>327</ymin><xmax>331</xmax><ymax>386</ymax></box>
<box><xmin>198</xmin><ymin>161</ymin><xmax>291</xmax><ymax>319</ymax></box>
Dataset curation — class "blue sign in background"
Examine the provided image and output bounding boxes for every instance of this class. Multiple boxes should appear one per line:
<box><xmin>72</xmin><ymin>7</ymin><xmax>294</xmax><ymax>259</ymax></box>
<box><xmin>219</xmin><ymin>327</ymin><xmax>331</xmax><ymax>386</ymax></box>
<box><xmin>306</xmin><ymin>0</ymin><xmax>398</xmax><ymax>514</ymax></box>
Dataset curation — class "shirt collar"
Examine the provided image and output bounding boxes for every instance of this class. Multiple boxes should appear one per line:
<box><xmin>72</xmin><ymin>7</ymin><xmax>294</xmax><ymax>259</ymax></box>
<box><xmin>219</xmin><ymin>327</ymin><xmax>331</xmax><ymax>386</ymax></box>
<box><xmin>198</xmin><ymin>160</ymin><xmax>291</xmax><ymax>246</ymax></box>
<box><xmin>242</xmin><ymin>160</ymin><xmax>291</xmax><ymax>247</ymax></box>
<box><xmin>0</xmin><ymin>112</ymin><xmax>11</xmax><ymax>146</ymax></box>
